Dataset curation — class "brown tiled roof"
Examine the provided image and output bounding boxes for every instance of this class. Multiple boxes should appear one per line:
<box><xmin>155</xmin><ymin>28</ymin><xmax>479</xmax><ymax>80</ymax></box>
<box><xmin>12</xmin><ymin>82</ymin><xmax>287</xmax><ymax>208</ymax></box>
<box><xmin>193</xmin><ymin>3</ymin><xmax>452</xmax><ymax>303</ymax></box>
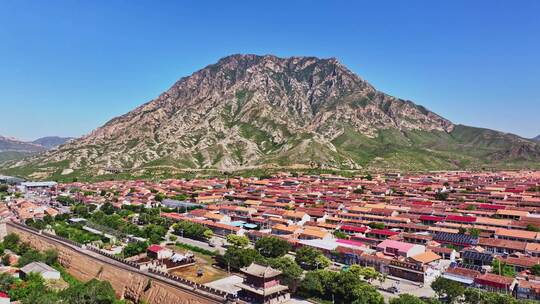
<box><xmin>478</xmin><ymin>237</ymin><xmax>527</xmax><ymax>251</ymax></box>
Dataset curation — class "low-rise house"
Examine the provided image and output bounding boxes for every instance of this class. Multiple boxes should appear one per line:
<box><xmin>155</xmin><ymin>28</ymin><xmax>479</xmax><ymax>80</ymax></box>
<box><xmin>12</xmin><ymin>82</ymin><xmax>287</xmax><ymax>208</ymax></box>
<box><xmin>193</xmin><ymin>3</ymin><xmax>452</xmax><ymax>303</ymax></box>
<box><xmin>462</xmin><ymin>249</ymin><xmax>494</xmax><ymax>266</ymax></box>
<box><xmin>376</xmin><ymin>240</ymin><xmax>425</xmax><ymax>258</ymax></box>
<box><xmin>497</xmin><ymin>228</ymin><xmax>539</xmax><ymax>243</ymax></box>
<box><xmin>147</xmin><ymin>245</ymin><xmax>173</xmax><ymax>260</ymax></box>
<box><xmin>0</xmin><ymin>292</ymin><xmax>9</xmax><ymax>304</ymax></box>
<box><xmin>442</xmin><ymin>265</ymin><xmax>482</xmax><ymax>286</ymax></box>
<box><xmin>282</xmin><ymin>211</ymin><xmax>310</xmax><ymax>225</ymax></box>
<box><xmin>515</xmin><ymin>280</ymin><xmax>540</xmax><ymax>301</ymax></box>
<box><xmin>20</xmin><ymin>262</ymin><xmax>60</xmax><ymax>280</ymax></box>
<box><xmin>474</xmin><ymin>273</ymin><xmax>515</xmax><ymax>293</ymax></box>
<box><xmin>478</xmin><ymin>237</ymin><xmax>527</xmax><ymax>254</ymax></box>
<box><xmin>298</xmin><ymin>227</ymin><xmax>332</xmax><ymax>240</ymax></box>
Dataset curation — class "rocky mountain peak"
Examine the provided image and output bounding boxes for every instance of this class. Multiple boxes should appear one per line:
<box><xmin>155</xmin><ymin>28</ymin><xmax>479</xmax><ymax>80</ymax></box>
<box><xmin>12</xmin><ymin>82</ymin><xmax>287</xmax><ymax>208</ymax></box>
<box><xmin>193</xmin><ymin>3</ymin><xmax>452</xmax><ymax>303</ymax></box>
<box><xmin>7</xmin><ymin>54</ymin><xmax>494</xmax><ymax>176</ymax></box>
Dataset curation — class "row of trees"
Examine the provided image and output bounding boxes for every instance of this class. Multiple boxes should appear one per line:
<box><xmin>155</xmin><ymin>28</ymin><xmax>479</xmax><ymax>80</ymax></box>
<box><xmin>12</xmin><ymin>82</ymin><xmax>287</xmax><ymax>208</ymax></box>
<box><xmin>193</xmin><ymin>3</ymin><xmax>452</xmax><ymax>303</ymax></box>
<box><xmin>430</xmin><ymin>277</ymin><xmax>535</xmax><ymax>304</ymax></box>
<box><xmin>298</xmin><ymin>265</ymin><xmax>384</xmax><ymax>304</ymax></box>
<box><xmin>172</xmin><ymin>221</ymin><xmax>213</xmax><ymax>240</ymax></box>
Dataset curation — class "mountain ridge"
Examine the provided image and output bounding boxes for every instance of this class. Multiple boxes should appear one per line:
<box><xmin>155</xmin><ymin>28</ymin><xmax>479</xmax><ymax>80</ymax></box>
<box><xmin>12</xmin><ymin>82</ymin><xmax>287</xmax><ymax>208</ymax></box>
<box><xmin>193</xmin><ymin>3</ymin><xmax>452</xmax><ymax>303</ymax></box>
<box><xmin>0</xmin><ymin>135</ymin><xmax>72</xmax><ymax>165</ymax></box>
<box><xmin>3</xmin><ymin>54</ymin><xmax>540</xmax><ymax>179</ymax></box>
<box><xmin>32</xmin><ymin>136</ymin><xmax>73</xmax><ymax>149</ymax></box>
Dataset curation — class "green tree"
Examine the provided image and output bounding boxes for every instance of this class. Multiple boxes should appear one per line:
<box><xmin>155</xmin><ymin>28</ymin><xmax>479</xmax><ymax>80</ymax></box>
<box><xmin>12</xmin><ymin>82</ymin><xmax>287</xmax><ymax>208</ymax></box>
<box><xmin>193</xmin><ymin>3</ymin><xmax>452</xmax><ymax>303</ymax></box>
<box><xmin>18</xmin><ymin>249</ymin><xmax>44</xmax><ymax>267</ymax></box>
<box><xmin>3</xmin><ymin>233</ymin><xmax>20</xmax><ymax>251</ymax></box>
<box><xmin>531</xmin><ymin>264</ymin><xmax>540</xmax><ymax>276</ymax></box>
<box><xmin>265</xmin><ymin>257</ymin><xmax>303</xmax><ymax>292</ymax></box>
<box><xmin>203</xmin><ymin>229</ymin><xmax>214</xmax><ymax>240</ymax></box>
<box><xmin>361</xmin><ymin>267</ymin><xmax>381</xmax><ymax>282</ymax></box>
<box><xmin>255</xmin><ymin>236</ymin><xmax>291</xmax><ymax>258</ymax></box>
<box><xmin>57</xmin><ymin>195</ymin><xmax>75</xmax><ymax>205</ymax></box>
<box><xmin>43</xmin><ymin>249</ymin><xmax>59</xmax><ymax>265</ymax></box>
<box><xmin>122</xmin><ymin>241</ymin><xmax>148</xmax><ymax>258</ymax></box>
<box><xmin>226</xmin><ymin>234</ymin><xmax>249</xmax><ymax>248</ymax></box>
<box><xmin>9</xmin><ymin>273</ymin><xmax>47</xmax><ymax>301</ymax></box>
<box><xmin>435</xmin><ymin>192</ymin><xmax>449</xmax><ymax>201</ymax></box>
<box><xmin>527</xmin><ymin>224</ymin><xmax>540</xmax><ymax>232</ymax></box>
<box><xmin>295</xmin><ymin>246</ymin><xmax>329</xmax><ymax>270</ymax></box>
<box><xmin>154</xmin><ymin>193</ymin><xmax>165</xmax><ymax>202</ymax></box>
<box><xmin>468</xmin><ymin>228</ymin><xmax>481</xmax><ymax>238</ymax></box>
<box><xmin>334</xmin><ymin>230</ymin><xmax>348</xmax><ymax>239</ymax></box>
<box><xmin>221</xmin><ymin>247</ymin><xmax>262</xmax><ymax>270</ymax></box>
<box><xmin>298</xmin><ymin>271</ymin><xmax>325</xmax><ymax>298</ymax></box>
<box><xmin>390</xmin><ymin>294</ymin><xmax>426</xmax><ymax>304</ymax></box>
<box><xmin>101</xmin><ymin>202</ymin><xmax>116</xmax><ymax>215</ymax></box>
<box><xmin>492</xmin><ymin>259</ymin><xmax>516</xmax><ymax>277</ymax></box>
<box><xmin>1</xmin><ymin>254</ymin><xmax>11</xmax><ymax>266</ymax></box>
<box><xmin>351</xmin><ymin>284</ymin><xmax>384</xmax><ymax>304</ymax></box>
<box><xmin>353</xmin><ymin>187</ymin><xmax>364</xmax><ymax>194</ymax></box>
<box><xmin>367</xmin><ymin>222</ymin><xmax>385</xmax><ymax>229</ymax></box>
<box><xmin>431</xmin><ymin>276</ymin><xmax>464</xmax><ymax>303</ymax></box>
<box><xmin>172</xmin><ymin>221</ymin><xmax>210</xmax><ymax>240</ymax></box>
<box><xmin>0</xmin><ymin>272</ymin><xmax>15</xmax><ymax>292</ymax></box>
<box><xmin>60</xmin><ymin>278</ymin><xmax>117</xmax><ymax>303</ymax></box>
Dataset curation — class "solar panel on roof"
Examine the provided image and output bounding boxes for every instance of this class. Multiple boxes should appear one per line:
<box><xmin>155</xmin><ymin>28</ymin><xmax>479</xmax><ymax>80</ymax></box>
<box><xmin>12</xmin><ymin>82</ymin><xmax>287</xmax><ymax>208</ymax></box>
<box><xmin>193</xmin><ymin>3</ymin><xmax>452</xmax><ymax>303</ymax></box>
<box><xmin>455</xmin><ymin>263</ymin><xmax>485</xmax><ymax>273</ymax></box>
<box><xmin>433</xmin><ymin>232</ymin><xmax>478</xmax><ymax>245</ymax></box>
<box><xmin>462</xmin><ymin>250</ymin><xmax>493</xmax><ymax>263</ymax></box>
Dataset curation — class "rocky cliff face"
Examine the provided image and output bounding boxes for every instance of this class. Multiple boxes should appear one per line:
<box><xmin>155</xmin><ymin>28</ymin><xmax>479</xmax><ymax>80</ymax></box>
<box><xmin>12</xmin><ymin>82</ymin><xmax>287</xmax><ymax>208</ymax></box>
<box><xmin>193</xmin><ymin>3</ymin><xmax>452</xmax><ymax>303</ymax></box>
<box><xmin>15</xmin><ymin>55</ymin><xmax>454</xmax><ymax>171</ymax></box>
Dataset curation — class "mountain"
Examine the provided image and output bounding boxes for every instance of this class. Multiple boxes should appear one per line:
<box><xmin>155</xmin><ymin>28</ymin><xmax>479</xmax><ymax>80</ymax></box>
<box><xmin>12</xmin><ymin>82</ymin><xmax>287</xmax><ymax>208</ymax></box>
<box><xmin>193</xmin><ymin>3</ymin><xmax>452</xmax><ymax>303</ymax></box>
<box><xmin>532</xmin><ymin>135</ymin><xmax>540</xmax><ymax>142</ymax></box>
<box><xmin>0</xmin><ymin>136</ymin><xmax>46</xmax><ymax>164</ymax></box>
<box><xmin>32</xmin><ymin>136</ymin><xmax>73</xmax><ymax>149</ymax></box>
<box><xmin>0</xmin><ymin>136</ymin><xmax>45</xmax><ymax>153</ymax></box>
<box><xmin>0</xmin><ymin>135</ymin><xmax>71</xmax><ymax>164</ymax></box>
<box><xmin>3</xmin><ymin>54</ymin><xmax>540</xmax><ymax>179</ymax></box>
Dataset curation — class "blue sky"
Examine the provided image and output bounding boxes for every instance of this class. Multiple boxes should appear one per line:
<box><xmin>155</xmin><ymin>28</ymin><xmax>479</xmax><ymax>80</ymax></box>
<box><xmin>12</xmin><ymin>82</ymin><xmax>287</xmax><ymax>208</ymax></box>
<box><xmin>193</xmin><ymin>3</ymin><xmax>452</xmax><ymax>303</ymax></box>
<box><xmin>0</xmin><ymin>0</ymin><xmax>539</xmax><ymax>140</ymax></box>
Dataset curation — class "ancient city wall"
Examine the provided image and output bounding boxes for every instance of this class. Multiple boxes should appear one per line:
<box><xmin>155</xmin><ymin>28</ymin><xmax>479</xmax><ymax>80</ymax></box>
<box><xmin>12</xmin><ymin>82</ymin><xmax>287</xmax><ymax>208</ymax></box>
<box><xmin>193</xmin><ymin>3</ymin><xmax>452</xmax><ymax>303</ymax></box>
<box><xmin>2</xmin><ymin>222</ymin><xmax>224</xmax><ymax>304</ymax></box>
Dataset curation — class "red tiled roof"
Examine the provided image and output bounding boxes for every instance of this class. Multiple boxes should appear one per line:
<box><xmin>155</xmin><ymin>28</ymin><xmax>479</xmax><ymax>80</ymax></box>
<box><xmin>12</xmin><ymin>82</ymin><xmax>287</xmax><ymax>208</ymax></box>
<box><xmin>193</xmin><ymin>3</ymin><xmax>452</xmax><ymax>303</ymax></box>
<box><xmin>148</xmin><ymin>244</ymin><xmax>163</xmax><ymax>253</ymax></box>
<box><xmin>368</xmin><ymin>229</ymin><xmax>400</xmax><ymax>236</ymax></box>
<box><xmin>419</xmin><ymin>215</ymin><xmax>445</xmax><ymax>222</ymax></box>
<box><xmin>445</xmin><ymin>215</ymin><xmax>477</xmax><ymax>223</ymax></box>
<box><xmin>340</xmin><ymin>225</ymin><xmax>368</xmax><ymax>233</ymax></box>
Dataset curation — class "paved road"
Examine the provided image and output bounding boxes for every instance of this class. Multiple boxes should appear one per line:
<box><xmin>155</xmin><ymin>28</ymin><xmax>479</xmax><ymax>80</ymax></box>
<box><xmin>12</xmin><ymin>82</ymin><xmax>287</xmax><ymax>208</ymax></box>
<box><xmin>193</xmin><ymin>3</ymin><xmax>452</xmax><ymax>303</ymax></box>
<box><xmin>376</xmin><ymin>277</ymin><xmax>435</xmax><ymax>300</ymax></box>
<box><xmin>171</xmin><ymin>235</ymin><xmax>227</xmax><ymax>255</ymax></box>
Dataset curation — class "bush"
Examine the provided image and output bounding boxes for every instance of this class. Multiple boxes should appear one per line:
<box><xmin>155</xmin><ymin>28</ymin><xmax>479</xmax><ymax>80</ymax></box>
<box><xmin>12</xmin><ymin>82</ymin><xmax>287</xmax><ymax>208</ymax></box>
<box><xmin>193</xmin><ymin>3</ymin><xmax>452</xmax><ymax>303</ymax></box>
<box><xmin>122</xmin><ymin>241</ymin><xmax>148</xmax><ymax>258</ymax></box>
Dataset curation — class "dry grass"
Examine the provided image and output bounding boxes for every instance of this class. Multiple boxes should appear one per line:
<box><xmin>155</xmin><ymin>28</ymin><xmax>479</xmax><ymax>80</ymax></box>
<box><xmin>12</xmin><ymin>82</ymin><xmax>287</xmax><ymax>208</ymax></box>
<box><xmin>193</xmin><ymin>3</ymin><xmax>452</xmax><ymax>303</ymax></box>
<box><xmin>167</xmin><ymin>246</ymin><xmax>228</xmax><ymax>284</ymax></box>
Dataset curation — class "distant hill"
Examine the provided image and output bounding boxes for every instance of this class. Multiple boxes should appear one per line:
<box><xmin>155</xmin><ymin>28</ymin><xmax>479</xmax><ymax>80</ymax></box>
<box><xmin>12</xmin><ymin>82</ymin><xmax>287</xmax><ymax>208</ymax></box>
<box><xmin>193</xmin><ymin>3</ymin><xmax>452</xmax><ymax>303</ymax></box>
<box><xmin>0</xmin><ymin>135</ymin><xmax>71</xmax><ymax>164</ymax></box>
<box><xmin>533</xmin><ymin>135</ymin><xmax>540</xmax><ymax>142</ymax></box>
<box><xmin>32</xmin><ymin>136</ymin><xmax>73</xmax><ymax>149</ymax></box>
<box><xmin>3</xmin><ymin>54</ymin><xmax>540</xmax><ymax>180</ymax></box>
